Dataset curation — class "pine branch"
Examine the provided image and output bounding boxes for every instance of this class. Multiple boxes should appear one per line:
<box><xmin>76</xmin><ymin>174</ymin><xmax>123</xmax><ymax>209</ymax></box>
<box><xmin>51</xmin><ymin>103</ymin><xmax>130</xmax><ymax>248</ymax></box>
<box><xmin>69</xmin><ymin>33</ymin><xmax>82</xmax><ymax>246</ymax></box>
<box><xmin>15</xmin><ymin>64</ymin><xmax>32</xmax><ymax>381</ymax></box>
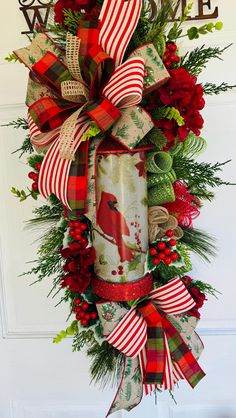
<box><xmin>181</xmin><ymin>227</ymin><xmax>217</xmax><ymax>262</ymax></box>
<box><xmin>191</xmin><ymin>280</ymin><xmax>220</xmax><ymax>297</ymax></box>
<box><xmin>63</xmin><ymin>9</ymin><xmax>83</xmax><ymax>35</ymax></box>
<box><xmin>2</xmin><ymin>117</ymin><xmax>29</xmax><ymax>130</ymax></box>
<box><xmin>181</xmin><ymin>44</ymin><xmax>232</xmax><ymax>76</ymax></box>
<box><xmin>12</xmin><ymin>134</ymin><xmax>34</xmax><ymax>157</ymax></box>
<box><xmin>173</xmin><ymin>156</ymin><xmax>235</xmax><ymax>201</ymax></box>
<box><xmin>203</xmin><ymin>82</ymin><xmax>236</xmax><ymax>96</ymax></box>
<box><xmin>87</xmin><ymin>341</ymin><xmax>124</xmax><ymax>388</ymax></box>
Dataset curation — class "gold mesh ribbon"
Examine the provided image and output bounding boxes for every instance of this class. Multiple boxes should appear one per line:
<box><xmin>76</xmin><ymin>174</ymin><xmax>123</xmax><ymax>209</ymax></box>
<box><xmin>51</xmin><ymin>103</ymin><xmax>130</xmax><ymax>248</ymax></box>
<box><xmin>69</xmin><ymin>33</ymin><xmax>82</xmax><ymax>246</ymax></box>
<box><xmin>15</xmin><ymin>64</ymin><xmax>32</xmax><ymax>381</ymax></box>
<box><xmin>148</xmin><ymin>206</ymin><xmax>183</xmax><ymax>242</ymax></box>
<box><xmin>59</xmin><ymin>33</ymin><xmax>90</xmax><ymax>160</ymax></box>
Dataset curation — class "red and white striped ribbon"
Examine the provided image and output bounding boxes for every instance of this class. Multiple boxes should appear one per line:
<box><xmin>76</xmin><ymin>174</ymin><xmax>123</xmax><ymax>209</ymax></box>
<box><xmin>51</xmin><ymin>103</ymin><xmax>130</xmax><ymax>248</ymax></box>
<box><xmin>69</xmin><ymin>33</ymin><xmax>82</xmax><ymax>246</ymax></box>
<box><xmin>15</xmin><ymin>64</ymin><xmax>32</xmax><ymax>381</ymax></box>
<box><xmin>102</xmin><ymin>58</ymin><xmax>144</xmax><ymax>108</ymax></box>
<box><xmin>28</xmin><ymin>113</ymin><xmax>61</xmax><ymax>147</ymax></box>
<box><xmin>38</xmin><ymin>115</ymin><xmax>90</xmax><ymax>208</ymax></box>
<box><xmin>99</xmin><ymin>0</ymin><xmax>142</xmax><ymax>67</ymax></box>
<box><xmin>106</xmin><ymin>277</ymin><xmax>196</xmax><ymax>393</ymax></box>
<box><xmin>149</xmin><ymin>277</ymin><xmax>196</xmax><ymax>314</ymax></box>
<box><xmin>107</xmin><ymin>308</ymin><xmax>147</xmax><ymax>359</ymax></box>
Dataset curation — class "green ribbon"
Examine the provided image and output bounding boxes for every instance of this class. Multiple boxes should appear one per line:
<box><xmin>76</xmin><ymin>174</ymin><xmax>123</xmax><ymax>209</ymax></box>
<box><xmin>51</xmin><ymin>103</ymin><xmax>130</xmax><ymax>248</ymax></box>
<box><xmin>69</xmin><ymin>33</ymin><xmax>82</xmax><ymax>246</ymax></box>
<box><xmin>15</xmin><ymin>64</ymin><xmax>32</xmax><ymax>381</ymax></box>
<box><xmin>147</xmin><ymin>151</ymin><xmax>176</xmax><ymax>206</ymax></box>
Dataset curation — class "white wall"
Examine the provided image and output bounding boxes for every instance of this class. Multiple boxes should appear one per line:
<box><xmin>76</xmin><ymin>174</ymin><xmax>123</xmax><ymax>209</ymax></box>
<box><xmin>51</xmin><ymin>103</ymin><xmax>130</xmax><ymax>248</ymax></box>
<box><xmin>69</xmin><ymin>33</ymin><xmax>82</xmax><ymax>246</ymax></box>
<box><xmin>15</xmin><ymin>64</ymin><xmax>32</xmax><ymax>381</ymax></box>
<box><xmin>0</xmin><ymin>1</ymin><xmax>236</xmax><ymax>417</ymax></box>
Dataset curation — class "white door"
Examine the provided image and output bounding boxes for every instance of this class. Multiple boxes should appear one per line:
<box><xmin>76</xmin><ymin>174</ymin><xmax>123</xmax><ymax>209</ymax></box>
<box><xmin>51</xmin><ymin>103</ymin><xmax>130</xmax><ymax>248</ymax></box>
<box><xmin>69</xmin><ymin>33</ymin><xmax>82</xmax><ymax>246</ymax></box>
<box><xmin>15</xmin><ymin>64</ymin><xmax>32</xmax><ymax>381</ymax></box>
<box><xmin>0</xmin><ymin>1</ymin><xmax>235</xmax><ymax>418</ymax></box>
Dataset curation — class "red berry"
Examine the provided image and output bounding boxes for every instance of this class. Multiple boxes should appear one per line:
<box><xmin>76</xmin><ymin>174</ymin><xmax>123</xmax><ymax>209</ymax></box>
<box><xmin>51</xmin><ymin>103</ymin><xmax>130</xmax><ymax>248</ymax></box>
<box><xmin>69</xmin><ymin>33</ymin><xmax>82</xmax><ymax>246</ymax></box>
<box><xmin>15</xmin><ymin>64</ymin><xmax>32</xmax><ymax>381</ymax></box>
<box><xmin>76</xmin><ymin>312</ymin><xmax>83</xmax><ymax>320</ymax></box>
<box><xmin>153</xmin><ymin>257</ymin><xmax>160</xmax><ymax>266</ymax></box>
<box><xmin>81</xmin><ymin>319</ymin><xmax>88</xmax><ymax>326</ymax></box>
<box><xmin>157</xmin><ymin>242</ymin><xmax>166</xmax><ymax>251</ymax></box>
<box><xmin>73</xmin><ymin>227</ymin><xmax>82</xmax><ymax>235</ymax></box>
<box><xmin>84</xmin><ymin>313</ymin><xmax>90</xmax><ymax>321</ymax></box>
<box><xmin>80</xmin><ymin>223</ymin><xmax>87</xmax><ymax>231</ymax></box>
<box><xmin>168</xmin><ymin>43</ymin><xmax>177</xmax><ymax>52</ymax></box>
<box><xmin>169</xmin><ymin>239</ymin><xmax>177</xmax><ymax>247</ymax></box>
<box><xmin>74</xmin><ymin>234</ymin><xmax>82</xmax><ymax>241</ymax></box>
<box><xmin>68</xmin><ymin>261</ymin><xmax>76</xmax><ymax>272</ymax></box>
<box><xmin>68</xmin><ymin>221</ymin><xmax>75</xmax><ymax>227</ymax></box>
<box><xmin>165</xmin><ymin>60</ymin><xmax>172</xmax><ymax>68</ymax></box>
<box><xmin>74</xmin><ymin>298</ymin><xmax>81</xmax><ymax>305</ymax></box>
<box><xmin>32</xmin><ymin>173</ymin><xmax>39</xmax><ymax>181</ymax></box>
<box><xmin>158</xmin><ymin>252</ymin><xmax>165</xmax><ymax>260</ymax></box>
<box><xmin>173</xmin><ymin>55</ymin><xmax>180</xmax><ymax>63</ymax></box>
<box><xmin>69</xmin><ymin>229</ymin><xmax>75</xmax><ymax>237</ymax></box>
<box><xmin>74</xmin><ymin>306</ymin><xmax>81</xmax><ymax>313</ymax></box>
<box><xmin>35</xmin><ymin>162</ymin><xmax>42</xmax><ymax>171</ymax></box>
<box><xmin>170</xmin><ymin>252</ymin><xmax>179</xmax><ymax>261</ymax></box>
<box><xmin>164</xmin><ymin>248</ymin><xmax>171</xmax><ymax>255</ymax></box>
<box><xmin>169</xmin><ymin>53</ymin><xmax>177</xmax><ymax>62</ymax></box>
<box><xmin>164</xmin><ymin>257</ymin><xmax>172</xmax><ymax>265</ymax></box>
<box><xmin>149</xmin><ymin>248</ymin><xmax>157</xmax><ymax>256</ymax></box>
<box><xmin>80</xmin><ymin>238</ymin><xmax>88</xmax><ymax>247</ymax></box>
<box><xmin>111</xmin><ymin>270</ymin><xmax>117</xmax><ymax>275</ymax></box>
<box><xmin>166</xmin><ymin>229</ymin><xmax>174</xmax><ymax>238</ymax></box>
<box><xmin>73</xmin><ymin>221</ymin><xmax>81</xmax><ymax>228</ymax></box>
<box><xmin>90</xmin><ymin>312</ymin><xmax>97</xmax><ymax>320</ymax></box>
<box><xmin>32</xmin><ymin>182</ymin><xmax>38</xmax><ymax>191</ymax></box>
<box><xmin>28</xmin><ymin>171</ymin><xmax>35</xmax><ymax>179</ymax></box>
<box><xmin>81</xmin><ymin>302</ymin><xmax>89</xmax><ymax>311</ymax></box>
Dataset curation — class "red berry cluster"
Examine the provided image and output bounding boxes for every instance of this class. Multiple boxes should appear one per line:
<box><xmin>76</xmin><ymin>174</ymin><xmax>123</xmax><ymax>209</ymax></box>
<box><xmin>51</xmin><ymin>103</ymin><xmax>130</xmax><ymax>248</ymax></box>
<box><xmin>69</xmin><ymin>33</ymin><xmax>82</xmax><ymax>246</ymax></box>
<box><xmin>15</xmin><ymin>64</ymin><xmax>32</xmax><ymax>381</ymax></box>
<box><xmin>60</xmin><ymin>219</ymin><xmax>96</xmax><ymax>293</ymax></box>
<box><xmin>112</xmin><ymin>265</ymin><xmax>124</xmax><ymax>276</ymax></box>
<box><xmin>28</xmin><ymin>162</ymin><xmax>42</xmax><ymax>192</ymax></box>
<box><xmin>69</xmin><ymin>219</ymin><xmax>88</xmax><ymax>246</ymax></box>
<box><xmin>73</xmin><ymin>298</ymin><xmax>97</xmax><ymax>327</ymax></box>
<box><xmin>149</xmin><ymin>229</ymin><xmax>179</xmax><ymax>266</ymax></box>
<box><xmin>163</xmin><ymin>43</ymin><xmax>180</xmax><ymax>69</ymax></box>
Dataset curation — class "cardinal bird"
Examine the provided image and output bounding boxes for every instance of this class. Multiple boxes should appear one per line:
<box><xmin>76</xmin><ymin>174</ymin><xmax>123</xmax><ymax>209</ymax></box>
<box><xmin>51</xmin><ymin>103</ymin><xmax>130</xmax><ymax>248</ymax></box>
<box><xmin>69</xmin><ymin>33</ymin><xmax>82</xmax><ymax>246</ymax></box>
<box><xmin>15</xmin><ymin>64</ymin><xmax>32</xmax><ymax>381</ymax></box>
<box><xmin>97</xmin><ymin>191</ymin><xmax>134</xmax><ymax>262</ymax></box>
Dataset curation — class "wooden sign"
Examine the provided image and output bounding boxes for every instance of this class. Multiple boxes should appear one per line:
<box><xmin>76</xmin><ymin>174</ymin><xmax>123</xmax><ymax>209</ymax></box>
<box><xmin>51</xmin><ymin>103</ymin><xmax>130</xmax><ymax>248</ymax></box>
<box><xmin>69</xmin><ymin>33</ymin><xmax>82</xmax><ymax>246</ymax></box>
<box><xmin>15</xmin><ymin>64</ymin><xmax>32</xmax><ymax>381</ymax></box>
<box><xmin>19</xmin><ymin>0</ymin><xmax>219</xmax><ymax>35</ymax></box>
<box><xmin>18</xmin><ymin>0</ymin><xmax>53</xmax><ymax>34</ymax></box>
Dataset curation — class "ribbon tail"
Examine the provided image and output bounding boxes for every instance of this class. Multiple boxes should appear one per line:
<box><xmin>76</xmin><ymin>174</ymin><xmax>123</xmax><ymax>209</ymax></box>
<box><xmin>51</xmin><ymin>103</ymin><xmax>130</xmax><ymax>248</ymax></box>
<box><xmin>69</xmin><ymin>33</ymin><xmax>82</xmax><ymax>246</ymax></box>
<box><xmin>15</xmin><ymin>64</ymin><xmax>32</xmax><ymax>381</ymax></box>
<box><xmin>163</xmin><ymin>317</ymin><xmax>206</xmax><ymax>388</ymax></box>
<box><xmin>106</xmin><ymin>356</ymin><xmax>143</xmax><ymax>417</ymax></box>
<box><xmin>38</xmin><ymin>115</ymin><xmax>90</xmax><ymax>210</ymax></box>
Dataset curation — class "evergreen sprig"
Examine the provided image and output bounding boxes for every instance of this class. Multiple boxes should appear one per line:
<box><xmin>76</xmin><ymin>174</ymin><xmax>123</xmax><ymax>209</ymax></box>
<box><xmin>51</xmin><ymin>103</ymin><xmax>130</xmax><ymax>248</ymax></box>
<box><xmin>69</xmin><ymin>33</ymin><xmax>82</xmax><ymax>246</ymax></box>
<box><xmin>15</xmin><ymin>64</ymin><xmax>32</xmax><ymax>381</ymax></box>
<box><xmin>181</xmin><ymin>44</ymin><xmax>231</xmax><ymax>76</ymax></box>
<box><xmin>63</xmin><ymin>9</ymin><xmax>83</xmax><ymax>35</ymax></box>
<box><xmin>203</xmin><ymin>82</ymin><xmax>236</xmax><ymax>96</ymax></box>
<box><xmin>181</xmin><ymin>227</ymin><xmax>217</xmax><ymax>262</ymax></box>
<box><xmin>191</xmin><ymin>280</ymin><xmax>220</xmax><ymax>297</ymax></box>
<box><xmin>173</xmin><ymin>156</ymin><xmax>235</xmax><ymax>201</ymax></box>
<box><xmin>12</xmin><ymin>134</ymin><xmax>34</xmax><ymax>157</ymax></box>
<box><xmin>2</xmin><ymin>117</ymin><xmax>29</xmax><ymax>130</ymax></box>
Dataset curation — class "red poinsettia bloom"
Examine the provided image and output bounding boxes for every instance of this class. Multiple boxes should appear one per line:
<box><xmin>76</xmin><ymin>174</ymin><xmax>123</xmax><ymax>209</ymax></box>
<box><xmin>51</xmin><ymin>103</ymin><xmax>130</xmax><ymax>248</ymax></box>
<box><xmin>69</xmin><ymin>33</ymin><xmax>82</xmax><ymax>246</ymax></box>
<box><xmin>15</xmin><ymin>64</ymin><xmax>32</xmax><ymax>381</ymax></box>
<box><xmin>182</xmin><ymin>276</ymin><xmax>207</xmax><ymax>319</ymax></box>
<box><xmin>54</xmin><ymin>0</ymin><xmax>98</xmax><ymax>24</ymax></box>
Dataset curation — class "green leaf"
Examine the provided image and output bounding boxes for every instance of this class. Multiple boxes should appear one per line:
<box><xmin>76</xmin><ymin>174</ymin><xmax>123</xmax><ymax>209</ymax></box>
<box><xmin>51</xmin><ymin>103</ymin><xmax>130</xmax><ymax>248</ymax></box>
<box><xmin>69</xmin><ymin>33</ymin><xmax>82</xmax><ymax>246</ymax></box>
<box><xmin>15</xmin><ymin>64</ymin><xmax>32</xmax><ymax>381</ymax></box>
<box><xmin>187</xmin><ymin>27</ymin><xmax>199</xmax><ymax>40</ymax></box>
<box><xmin>128</xmin><ymin>254</ymin><xmax>141</xmax><ymax>272</ymax></box>
<box><xmin>215</xmin><ymin>21</ymin><xmax>223</xmax><ymax>31</ymax></box>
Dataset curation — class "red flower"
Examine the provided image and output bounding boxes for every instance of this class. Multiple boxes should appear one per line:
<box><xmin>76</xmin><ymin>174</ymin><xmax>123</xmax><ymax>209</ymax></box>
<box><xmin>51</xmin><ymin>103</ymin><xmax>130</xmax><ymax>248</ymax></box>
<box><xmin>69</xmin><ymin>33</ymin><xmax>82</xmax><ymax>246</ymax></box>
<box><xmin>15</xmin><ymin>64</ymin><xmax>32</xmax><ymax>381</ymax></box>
<box><xmin>54</xmin><ymin>0</ymin><xmax>98</xmax><ymax>24</ymax></box>
<box><xmin>146</xmin><ymin>67</ymin><xmax>205</xmax><ymax>146</ymax></box>
<box><xmin>182</xmin><ymin>276</ymin><xmax>207</xmax><ymax>319</ymax></box>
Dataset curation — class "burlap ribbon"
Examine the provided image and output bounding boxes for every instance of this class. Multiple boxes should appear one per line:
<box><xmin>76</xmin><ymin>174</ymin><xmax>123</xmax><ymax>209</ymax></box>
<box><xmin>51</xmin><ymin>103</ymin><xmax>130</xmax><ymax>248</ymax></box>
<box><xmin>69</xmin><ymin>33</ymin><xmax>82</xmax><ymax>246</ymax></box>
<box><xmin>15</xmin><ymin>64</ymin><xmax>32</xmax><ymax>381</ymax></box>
<box><xmin>97</xmin><ymin>277</ymin><xmax>205</xmax><ymax>415</ymax></box>
<box><xmin>148</xmin><ymin>206</ymin><xmax>183</xmax><ymax>242</ymax></box>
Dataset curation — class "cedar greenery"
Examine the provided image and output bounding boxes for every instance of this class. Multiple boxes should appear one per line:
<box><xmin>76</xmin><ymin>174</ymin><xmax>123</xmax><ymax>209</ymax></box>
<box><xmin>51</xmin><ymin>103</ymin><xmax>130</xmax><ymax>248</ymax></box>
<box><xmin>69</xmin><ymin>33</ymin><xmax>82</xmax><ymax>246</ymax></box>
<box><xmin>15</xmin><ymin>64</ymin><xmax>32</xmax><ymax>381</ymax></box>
<box><xmin>181</xmin><ymin>44</ymin><xmax>232</xmax><ymax>76</ymax></box>
<box><xmin>203</xmin><ymin>82</ymin><xmax>236</xmax><ymax>95</ymax></box>
<box><xmin>172</xmin><ymin>156</ymin><xmax>235</xmax><ymax>201</ymax></box>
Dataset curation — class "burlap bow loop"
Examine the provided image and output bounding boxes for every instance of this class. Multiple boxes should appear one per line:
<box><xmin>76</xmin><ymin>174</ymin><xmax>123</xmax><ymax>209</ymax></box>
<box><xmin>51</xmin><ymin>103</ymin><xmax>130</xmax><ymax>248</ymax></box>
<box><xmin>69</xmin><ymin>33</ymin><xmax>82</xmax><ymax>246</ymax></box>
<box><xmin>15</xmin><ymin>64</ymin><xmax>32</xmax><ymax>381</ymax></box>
<box><xmin>148</xmin><ymin>206</ymin><xmax>184</xmax><ymax>242</ymax></box>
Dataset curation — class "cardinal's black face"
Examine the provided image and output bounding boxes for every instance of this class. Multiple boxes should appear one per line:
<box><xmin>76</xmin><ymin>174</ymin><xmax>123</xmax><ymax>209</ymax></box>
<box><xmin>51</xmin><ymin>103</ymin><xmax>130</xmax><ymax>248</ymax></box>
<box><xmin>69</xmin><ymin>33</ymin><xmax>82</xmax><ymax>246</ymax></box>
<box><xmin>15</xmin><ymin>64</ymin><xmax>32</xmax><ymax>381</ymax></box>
<box><xmin>107</xmin><ymin>199</ymin><xmax>118</xmax><ymax>211</ymax></box>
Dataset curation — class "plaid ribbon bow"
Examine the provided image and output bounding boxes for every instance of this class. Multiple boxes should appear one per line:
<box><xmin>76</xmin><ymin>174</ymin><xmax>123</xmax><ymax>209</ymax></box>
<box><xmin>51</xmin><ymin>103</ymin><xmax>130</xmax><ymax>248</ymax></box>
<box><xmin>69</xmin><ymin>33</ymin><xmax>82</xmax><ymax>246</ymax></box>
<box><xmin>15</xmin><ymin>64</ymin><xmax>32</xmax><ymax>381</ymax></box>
<box><xmin>99</xmin><ymin>277</ymin><xmax>205</xmax><ymax>415</ymax></box>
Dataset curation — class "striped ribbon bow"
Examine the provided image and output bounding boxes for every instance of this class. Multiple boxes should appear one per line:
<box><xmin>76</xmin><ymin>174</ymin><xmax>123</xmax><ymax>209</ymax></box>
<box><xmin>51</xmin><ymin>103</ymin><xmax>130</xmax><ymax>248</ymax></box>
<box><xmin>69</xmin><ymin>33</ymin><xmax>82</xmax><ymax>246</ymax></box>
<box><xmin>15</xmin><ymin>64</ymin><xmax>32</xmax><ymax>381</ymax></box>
<box><xmin>100</xmin><ymin>277</ymin><xmax>205</xmax><ymax>415</ymax></box>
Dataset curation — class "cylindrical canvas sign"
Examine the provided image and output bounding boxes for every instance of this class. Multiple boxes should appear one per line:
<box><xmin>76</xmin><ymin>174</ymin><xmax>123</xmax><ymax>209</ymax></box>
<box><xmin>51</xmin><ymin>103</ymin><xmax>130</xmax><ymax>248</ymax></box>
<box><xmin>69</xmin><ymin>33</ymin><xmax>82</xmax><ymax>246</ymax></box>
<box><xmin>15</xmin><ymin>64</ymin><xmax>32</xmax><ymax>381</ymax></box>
<box><xmin>94</xmin><ymin>151</ymin><xmax>148</xmax><ymax>284</ymax></box>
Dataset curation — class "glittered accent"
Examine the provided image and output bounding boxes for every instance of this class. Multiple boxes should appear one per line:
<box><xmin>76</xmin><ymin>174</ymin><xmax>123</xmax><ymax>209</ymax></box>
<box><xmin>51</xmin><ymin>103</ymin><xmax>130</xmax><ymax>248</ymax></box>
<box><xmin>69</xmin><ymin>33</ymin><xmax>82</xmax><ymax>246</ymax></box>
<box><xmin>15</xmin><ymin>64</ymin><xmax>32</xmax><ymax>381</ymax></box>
<box><xmin>148</xmin><ymin>182</ymin><xmax>175</xmax><ymax>206</ymax></box>
<box><xmin>92</xmin><ymin>274</ymin><xmax>153</xmax><ymax>301</ymax></box>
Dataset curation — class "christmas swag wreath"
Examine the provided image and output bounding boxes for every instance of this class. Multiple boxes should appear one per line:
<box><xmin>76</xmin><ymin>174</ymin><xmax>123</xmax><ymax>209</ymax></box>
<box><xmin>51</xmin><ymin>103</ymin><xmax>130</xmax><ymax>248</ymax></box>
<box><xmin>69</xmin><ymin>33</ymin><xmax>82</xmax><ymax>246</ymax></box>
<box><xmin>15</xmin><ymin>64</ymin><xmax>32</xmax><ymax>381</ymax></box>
<box><xmin>5</xmin><ymin>0</ymin><xmax>236</xmax><ymax>415</ymax></box>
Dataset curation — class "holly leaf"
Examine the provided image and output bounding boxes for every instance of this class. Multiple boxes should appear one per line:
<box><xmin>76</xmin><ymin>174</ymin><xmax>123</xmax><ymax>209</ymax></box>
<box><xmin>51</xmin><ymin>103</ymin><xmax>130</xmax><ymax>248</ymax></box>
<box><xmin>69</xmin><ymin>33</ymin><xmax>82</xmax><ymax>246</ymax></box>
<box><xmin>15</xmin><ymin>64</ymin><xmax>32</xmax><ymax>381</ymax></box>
<box><xmin>128</xmin><ymin>254</ymin><xmax>141</xmax><ymax>272</ymax></box>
